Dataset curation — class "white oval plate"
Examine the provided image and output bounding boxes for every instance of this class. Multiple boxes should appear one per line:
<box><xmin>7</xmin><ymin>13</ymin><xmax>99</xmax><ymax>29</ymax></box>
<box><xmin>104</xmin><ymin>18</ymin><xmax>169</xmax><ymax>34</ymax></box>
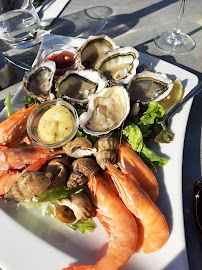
<box><xmin>0</xmin><ymin>34</ymin><xmax>198</xmax><ymax>270</ymax></box>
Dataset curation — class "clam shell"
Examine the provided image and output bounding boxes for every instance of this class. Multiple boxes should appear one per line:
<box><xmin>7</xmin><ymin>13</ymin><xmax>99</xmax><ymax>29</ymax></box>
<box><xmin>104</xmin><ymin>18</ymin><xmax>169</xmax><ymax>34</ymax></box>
<box><xmin>55</xmin><ymin>69</ymin><xmax>108</xmax><ymax>104</ymax></box>
<box><xmin>77</xmin><ymin>35</ymin><xmax>117</xmax><ymax>69</ymax></box>
<box><xmin>23</xmin><ymin>61</ymin><xmax>56</xmax><ymax>102</ymax></box>
<box><xmin>79</xmin><ymin>84</ymin><xmax>130</xmax><ymax>136</ymax></box>
<box><xmin>127</xmin><ymin>71</ymin><xmax>174</xmax><ymax>104</ymax></box>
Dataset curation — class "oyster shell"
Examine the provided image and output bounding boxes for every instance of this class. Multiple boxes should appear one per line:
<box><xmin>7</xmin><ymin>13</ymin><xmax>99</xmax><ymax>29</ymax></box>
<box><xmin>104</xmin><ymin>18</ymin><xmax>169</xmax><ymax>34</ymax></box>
<box><xmin>55</xmin><ymin>69</ymin><xmax>108</xmax><ymax>104</ymax></box>
<box><xmin>23</xmin><ymin>61</ymin><xmax>56</xmax><ymax>102</ymax></box>
<box><xmin>79</xmin><ymin>84</ymin><xmax>130</xmax><ymax>136</ymax></box>
<box><xmin>95</xmin><ymin>47</ymin><xmax>139</xmax><ymax>84</ymax></box>
<box><xmin>77</xmin><ymin>35</ymin><xmax>117</xmax><ymax>69</ymax></box>
<box><xmin>127</xmin><ymin>71</ymin><xmax>174</xmax><ymax>104</ymax></box>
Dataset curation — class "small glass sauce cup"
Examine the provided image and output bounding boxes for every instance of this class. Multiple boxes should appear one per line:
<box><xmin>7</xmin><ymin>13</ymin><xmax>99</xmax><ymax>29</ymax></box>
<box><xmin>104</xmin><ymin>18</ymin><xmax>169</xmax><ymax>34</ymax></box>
<box><xmin>27</xmin><ymin>100</ymin><xmax>79</xmax><ymax>148</ymax></box>
<box><xmin>41</xmin><ymin>44</ymin><xmax>78</xmax><ymax>77</ymax></box>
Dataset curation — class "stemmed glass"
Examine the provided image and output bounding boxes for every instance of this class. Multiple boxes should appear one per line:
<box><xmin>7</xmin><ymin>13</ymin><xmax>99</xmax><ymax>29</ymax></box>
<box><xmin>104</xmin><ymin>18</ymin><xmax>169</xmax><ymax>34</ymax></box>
<box><xmin>154</xmin><ymin>0</ymin><xmax>195</xmax><ymax>54</ymax></box>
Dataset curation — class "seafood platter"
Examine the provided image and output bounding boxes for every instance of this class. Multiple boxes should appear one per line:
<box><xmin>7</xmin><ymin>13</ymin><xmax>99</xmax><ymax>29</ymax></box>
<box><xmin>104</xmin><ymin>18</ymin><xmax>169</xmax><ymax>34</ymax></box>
<box><xmin>0</xmin><ymin>34</ymin><xmax>199</xmax><ymax>270</ymax></box>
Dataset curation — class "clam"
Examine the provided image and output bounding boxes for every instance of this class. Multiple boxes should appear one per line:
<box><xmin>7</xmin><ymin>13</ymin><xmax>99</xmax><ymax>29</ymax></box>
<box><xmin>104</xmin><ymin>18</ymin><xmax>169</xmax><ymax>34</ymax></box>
<box><xmin>54</xmin><ymin>193</ymin><xmax>94</xmax><ymax>225</ymax></box>
<box><xmin>95</xmin><ymin>47</ymin><xmax>139</xmax><ymax>84</ymax></box>
<box><xmin>23</xmin><ymin>61</ymin><xmax>56</xmax><ymax>102</ymax></box>
<box><xmin>79</xmin><ymin>84</ymin><xmax>130</xmax><ymax>136</ymax></box>
<box><xmin>77</xmin><ymin>35</ymin><xmax>117</xmax><ymax>69</ymax></box>
<box><xmin>55</xmin><ymin>69</ymin><xmax>108</xmax><ymax>104</ymax></box>
<box><xmin>127</xmin><ymin>71</ymin><xmax>174</xmax><ymax>104</ymax></box>
<box><xmin>63</xmin><ymin>137</ymin><xmax>97</xmax><ymax>158</ymax></box>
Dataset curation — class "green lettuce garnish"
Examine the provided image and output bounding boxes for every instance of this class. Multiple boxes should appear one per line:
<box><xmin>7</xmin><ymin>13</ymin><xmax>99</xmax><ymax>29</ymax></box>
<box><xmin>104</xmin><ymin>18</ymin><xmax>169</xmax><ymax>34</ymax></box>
<box><xmin>137</xmin><ymin>101</ymin><xmax>165</xmax><ymax>137</ymax></box>
<box><xmin>122</xmin><ymin>124</ymin><xmax>143</xmax><ymax>153</ymax></box>
<box><xmin>37</xmin><ymin>186</ymin><xmax>84</xmax><ymax>203</ymax></box>
<box><xmin>122</xmin><ymin>124</ymin><xmax>168</xmax><ymax>168</ymax></box>
<box><xmin>71</xmin><ymin>219</ymin><xmax>96</xmax><ymax>234</ymax></box>
<box><xmin>4</xmin><ymin>92</ymin><xmax>14</xmax><ymax>117</ymax></box>
<box><xmin>24</xmin><ymin>95</ymin><xmax>35</xmax><ymax>105</ymax></box>
<box><xmin>122</xmin><ymin>101</ymin><xmax>170</xmax><ymax>168</ymax></box>
<box><xmin>141</xmin><ymin>144</ymin><xmax>168</xmax><ymax>168</ymax></box>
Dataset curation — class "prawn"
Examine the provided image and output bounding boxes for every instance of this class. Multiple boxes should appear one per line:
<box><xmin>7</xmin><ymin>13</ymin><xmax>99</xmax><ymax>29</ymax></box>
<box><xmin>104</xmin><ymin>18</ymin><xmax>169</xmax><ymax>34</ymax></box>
<box><xmin>0</xmin><ymin>145</ymin><xmax>64</xmax><ymax>170</ymax></box>
<box><xmin>0</xmin><ymin>103</ymin><xmax>38</xmax><ymax>145</ymax></box>
<box><xmin>0</xmin><ymin>157</ymin><xmax>51</xmax><ymax>196</ymax></box>
<box><xmin>106</xmin><ymin>163</ymin><xmax>169</xmax><ymax>253</ymax></box>
<box><xmin>117</xmin><ymin>141</ymin><xmax>159</xmax><ymax>201</ymax></box>
<box><xmin>62</xmin><ymin>174</ymin><xmax>138</xmax><ymax>270</ymax></box>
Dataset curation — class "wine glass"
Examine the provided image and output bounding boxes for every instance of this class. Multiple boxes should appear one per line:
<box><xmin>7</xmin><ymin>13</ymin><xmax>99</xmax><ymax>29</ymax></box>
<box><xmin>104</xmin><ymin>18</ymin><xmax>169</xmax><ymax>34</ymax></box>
<box><xmin>154</xmin><ymin>0</ymin><xmax>196</xmax><ymax>54</ymax></box>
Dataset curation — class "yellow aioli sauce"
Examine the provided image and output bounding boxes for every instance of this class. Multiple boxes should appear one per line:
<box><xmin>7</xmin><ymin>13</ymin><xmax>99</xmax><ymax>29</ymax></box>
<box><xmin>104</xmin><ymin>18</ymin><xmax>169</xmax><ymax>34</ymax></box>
<box><xmin>38</xmin><ymin>105</ymin><xmax>74</xmax><ymax>144</ymax></box>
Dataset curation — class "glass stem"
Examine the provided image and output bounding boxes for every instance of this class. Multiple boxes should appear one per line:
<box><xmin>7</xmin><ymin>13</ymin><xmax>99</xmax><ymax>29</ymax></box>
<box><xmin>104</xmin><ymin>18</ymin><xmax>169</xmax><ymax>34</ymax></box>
<box><xmin>173</xmin><ymin>0</ymin><xmax>187</xmax><ymax>35</ymax></box>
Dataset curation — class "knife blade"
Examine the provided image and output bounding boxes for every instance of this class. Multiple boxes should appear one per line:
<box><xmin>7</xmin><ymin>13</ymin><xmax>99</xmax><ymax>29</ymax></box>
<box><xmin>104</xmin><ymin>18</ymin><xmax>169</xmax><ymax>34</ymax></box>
<box><xmin>36</xmin><ymin>0</ymin><xmax>70</xmax><ymax>27</ymax></box>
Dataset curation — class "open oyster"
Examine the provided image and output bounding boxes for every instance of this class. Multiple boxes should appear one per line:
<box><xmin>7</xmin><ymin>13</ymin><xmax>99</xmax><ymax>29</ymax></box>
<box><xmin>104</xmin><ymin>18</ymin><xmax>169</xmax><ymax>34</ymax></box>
<box><xmin>55</xmin><ymin>69</ymin><xmax>108</xmax><ymax>104</ymax></box>
<box><xmin>79</xmin><ymin>84</ymin><xmax>130</xmax><ymax>136</ymax></box>
<box><xmin>95</xmin><ymin>47</ymin><xmax>139</xmax><ymax>84</ymax></box>
<box><xmin>127</xmin><ymin>71</ymin><xmax>174</xmax><ymax>104</ymax></box>
<box><xmin>23</xmin><ymin>61</ymin><xmax>56</xmax><ymax>102</ymax></box>
<box><xmin>77</xmin><ymin>35</ymin><xmax>117</xmax><ymax>69</ymax></box>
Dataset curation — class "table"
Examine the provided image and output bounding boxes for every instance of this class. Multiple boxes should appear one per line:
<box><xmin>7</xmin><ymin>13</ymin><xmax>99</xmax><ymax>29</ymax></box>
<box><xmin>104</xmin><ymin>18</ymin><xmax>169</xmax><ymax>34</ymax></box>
<box><xmin>0</xmin><ymin>0</ymin><xmax>202</xmax><ymax>269</ymax></box>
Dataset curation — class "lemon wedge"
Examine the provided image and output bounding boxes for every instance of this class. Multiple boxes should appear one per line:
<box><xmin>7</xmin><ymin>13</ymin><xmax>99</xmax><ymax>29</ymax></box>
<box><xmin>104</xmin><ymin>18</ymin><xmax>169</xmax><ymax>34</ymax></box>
<box><xmin>158</xmin><ymin>79</ymin><xmax>184</xmax><ymax>114</ymax></box>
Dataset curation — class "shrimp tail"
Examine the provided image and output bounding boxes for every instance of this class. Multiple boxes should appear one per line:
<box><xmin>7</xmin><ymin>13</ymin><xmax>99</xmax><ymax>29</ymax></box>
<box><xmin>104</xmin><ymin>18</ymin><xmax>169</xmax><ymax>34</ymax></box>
<box><xmin>117</xmin><ymin>141</ymin><xmax>159</xmax><ymax>201</ymax></box>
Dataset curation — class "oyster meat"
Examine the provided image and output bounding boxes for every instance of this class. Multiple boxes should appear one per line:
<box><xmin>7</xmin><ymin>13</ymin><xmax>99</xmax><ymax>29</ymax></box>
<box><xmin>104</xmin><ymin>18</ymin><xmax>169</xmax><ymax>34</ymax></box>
<box><xmin>95</xmin><ymin>47</ymin><xmax>139</xmax><ymax>84</ymax></box>
<box><xmin>79</xmin><ymin>84</ymin><xmax>130</xmax><ymax>136</ymax></box>
<box><xmin>77</xmin><ymin>35</ymin><xmax>117</xmax><ymax>69</ymax></box>
<box><xmin>55</xmin><ymin>69</ymin><xmax>108</xmax><ymax>104</ymax></box>
<box><xmin>127</xmin><ymin>71</ymin><xmax>174</xmax><ymax>104</ymax></box>
<box><xmin>23</xmin><ymin>61</ymin><xmax>56</xmax><ymax>102</ymax></box>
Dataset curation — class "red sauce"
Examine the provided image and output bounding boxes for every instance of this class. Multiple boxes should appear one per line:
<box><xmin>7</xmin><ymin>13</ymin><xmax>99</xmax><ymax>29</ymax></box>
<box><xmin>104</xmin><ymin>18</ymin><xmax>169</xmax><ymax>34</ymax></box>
<box><xmin>46</xmin><ymin>51</ymin><xmax>77</xmax><ymax>76</ymax></box>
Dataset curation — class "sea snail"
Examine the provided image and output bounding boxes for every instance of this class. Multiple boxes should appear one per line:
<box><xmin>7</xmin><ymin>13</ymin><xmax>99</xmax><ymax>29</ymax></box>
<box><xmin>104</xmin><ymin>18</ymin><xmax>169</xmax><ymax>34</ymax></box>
<box><xmin>54</xmin><ymin>193</ymin><xmax>95</xmax><ymax>225</ymax></box>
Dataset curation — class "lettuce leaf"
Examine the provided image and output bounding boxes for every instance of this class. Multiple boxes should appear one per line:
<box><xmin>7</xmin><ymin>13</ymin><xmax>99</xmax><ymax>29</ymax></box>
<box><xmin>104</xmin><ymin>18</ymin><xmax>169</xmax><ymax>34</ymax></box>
<box><xmin>140</xmin><ymin>144</ymin><xmax>168</xmax><ymax>168</ymax></box>
<box><xmin>4</xmin><ymin>92</ymin><xmax>14</xmax><ymax>117</ymax></box>
<box><xmin>24</xmin><ymin>96</ymin><xmax>35</xmax><ymax>105</ymax></box>
<box><xmin>37</xmin><ymin>186</ymin><xmax>84</xmax><ymax>203</ymax></box>
<box><xmin>122</xmin><ymin>124</ymin><xmax>143</xmax><ymax>152</ymax></box>
<box><xmin>122</xmin><ymin>115</ymin><xmax>168</xmax><ymax>167</ymax></box>
<box><xmin>123</xmin><ymin>101</ymin><xmax>170</xmax><ymax>168</ymax></box>
<box><xmin>71</xmin><ymin>218</ymin><xmax>96</xmax><ymax>234</ymax></box>
<box><xmin>137</xmin><ymin>101</ymin><xmax>165</xmax><ymax>137</ymax></box>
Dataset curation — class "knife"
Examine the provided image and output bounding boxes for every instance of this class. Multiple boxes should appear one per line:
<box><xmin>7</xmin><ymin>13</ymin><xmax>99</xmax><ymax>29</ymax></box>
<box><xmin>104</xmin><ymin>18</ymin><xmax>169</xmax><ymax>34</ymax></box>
<box><xmin>36</xmin><ymin>0</ymin><xmax>71</xmax><ymax>27</ymax></box>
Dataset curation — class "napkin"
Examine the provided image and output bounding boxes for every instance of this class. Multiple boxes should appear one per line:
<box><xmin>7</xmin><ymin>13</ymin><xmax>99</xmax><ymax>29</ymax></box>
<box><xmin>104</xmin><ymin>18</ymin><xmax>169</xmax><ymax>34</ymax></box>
<box><xmin>36</xmin><ymin>0</ymin><xmax>70</xmax><ymax>27</ymax></box>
